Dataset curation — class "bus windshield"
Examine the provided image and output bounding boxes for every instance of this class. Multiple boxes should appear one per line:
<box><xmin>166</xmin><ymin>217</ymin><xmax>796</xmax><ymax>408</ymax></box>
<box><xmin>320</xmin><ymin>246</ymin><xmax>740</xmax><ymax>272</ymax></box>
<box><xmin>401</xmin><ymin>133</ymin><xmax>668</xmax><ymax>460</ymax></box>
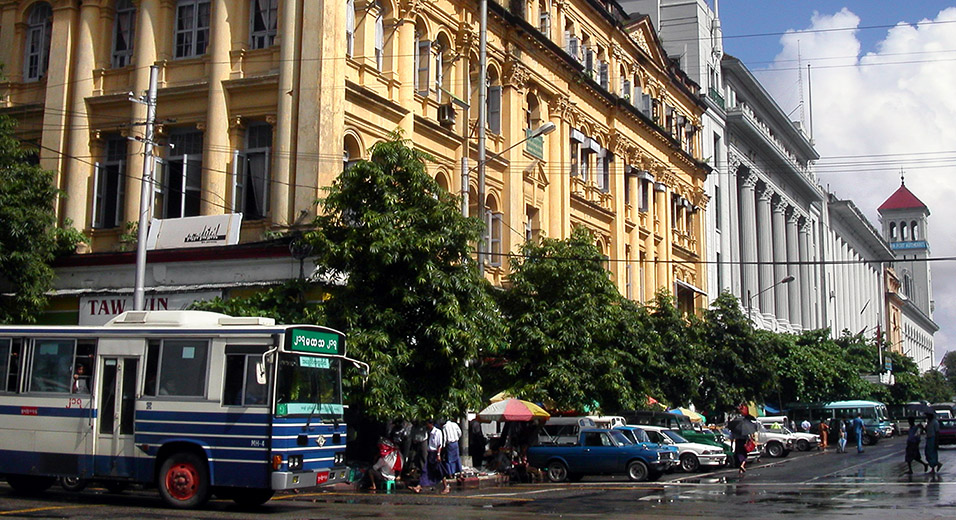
<box><xmin>275</xmin><ymin>353</ymin><xmax>343</xmax><ymax>421</ymax></box>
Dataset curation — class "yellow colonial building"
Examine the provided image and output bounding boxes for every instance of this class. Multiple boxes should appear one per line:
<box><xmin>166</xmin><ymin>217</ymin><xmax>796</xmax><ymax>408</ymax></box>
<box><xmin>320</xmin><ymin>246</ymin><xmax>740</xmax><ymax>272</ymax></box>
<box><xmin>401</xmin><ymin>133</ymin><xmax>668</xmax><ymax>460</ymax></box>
<box><xmin>0</xmin><ymin>0</ymin><xmax>709</xmax><ymax>318</ymax></box>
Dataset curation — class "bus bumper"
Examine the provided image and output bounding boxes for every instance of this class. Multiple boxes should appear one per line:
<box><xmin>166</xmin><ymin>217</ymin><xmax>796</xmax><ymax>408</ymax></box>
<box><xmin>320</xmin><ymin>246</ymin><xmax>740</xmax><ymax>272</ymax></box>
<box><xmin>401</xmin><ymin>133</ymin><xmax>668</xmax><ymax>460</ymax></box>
<box><xmin>271</xmin><ymin>467</ymin><xmax>350</xmax><ymax>490</ymax></box>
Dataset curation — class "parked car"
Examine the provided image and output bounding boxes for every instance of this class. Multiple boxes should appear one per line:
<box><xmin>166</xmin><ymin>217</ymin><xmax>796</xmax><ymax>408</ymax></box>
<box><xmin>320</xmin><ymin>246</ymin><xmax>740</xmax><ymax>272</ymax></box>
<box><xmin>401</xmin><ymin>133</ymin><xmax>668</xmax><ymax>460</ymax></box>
<box><xmin>527</xmin><ymin>428</ymin><xmax>676</xmax><ymax>482</ymax></box>
<box><xmin>623</xmin><ymin>410</ymin><xmax>733</xmax><ymax>460</ymax></box>
<box><xmin>937</xmin><ymin>418</ymin><xmax>956</xmax><ymax>446</ymax></box>
<box><xmin>757</xmin><ymin>418</ymin><xmax>819</xmax><ymax>452</ymax></box>
<box><xmin>636</xmin><ymin>425</ymin><xmax>728</xmax><ymax>472</ymax></box>
<box><xmin>754</xmin><ymin>422</ymin><xmax>794</xmax><ymax>457</ymax></box>
<box><xmin>612</xmin><ymin>425</ymin><xmax>680</xmax><ymax>474</ymax></box>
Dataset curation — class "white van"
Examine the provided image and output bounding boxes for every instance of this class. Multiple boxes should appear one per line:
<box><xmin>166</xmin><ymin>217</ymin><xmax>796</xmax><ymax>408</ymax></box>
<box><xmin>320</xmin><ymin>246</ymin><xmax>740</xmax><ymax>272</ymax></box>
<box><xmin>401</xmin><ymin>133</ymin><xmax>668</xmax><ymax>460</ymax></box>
<box><xmin>537</xmin><ymin>416</ymin><xmax>625</xmax><ymax>445</ymax></box>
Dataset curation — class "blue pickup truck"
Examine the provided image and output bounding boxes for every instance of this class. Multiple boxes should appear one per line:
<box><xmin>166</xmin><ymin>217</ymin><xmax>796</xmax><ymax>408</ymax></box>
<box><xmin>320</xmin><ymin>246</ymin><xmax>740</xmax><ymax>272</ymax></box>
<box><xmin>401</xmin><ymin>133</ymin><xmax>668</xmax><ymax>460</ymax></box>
<box><xmin>527</xmin><ymin>428</ymin><xmax>677</xmax><ymax>482</ymax></box>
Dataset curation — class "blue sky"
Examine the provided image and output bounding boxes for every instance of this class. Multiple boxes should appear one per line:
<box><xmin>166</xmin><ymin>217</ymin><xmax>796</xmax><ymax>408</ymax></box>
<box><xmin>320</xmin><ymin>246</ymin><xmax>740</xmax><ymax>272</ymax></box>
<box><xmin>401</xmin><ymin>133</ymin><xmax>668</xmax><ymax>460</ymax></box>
<box><xmin>711</xmin><ymin>2</ymin><xmax>956</xmax><ymax>363</ymax></box>
<box><xmin>718</xmin><ymin>1</ymin><xmax>956</xmax><ymax>68</ymax></box>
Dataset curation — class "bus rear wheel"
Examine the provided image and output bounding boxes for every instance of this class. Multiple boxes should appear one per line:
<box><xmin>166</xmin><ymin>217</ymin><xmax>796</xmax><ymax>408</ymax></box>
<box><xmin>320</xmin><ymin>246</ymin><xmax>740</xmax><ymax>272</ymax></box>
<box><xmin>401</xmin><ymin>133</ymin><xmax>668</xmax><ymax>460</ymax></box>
<box><xmin>6</xmin><ymin>475</ymin><xmax>55</xmax><ymax>494</ymax></box>
<box><xmin>158</xmin><ymin>452</ymin><xmax>210</xmax><ymax>509</ymax></box>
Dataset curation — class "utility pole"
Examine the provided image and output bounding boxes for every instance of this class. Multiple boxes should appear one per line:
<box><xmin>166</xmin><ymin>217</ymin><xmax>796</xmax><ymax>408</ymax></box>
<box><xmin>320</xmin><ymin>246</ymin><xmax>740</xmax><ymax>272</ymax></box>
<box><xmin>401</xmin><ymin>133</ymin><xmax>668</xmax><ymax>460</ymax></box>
<box><xmin>477</xmin><ymin>0</ymin><xmax>488</xmax><ymax>271</ymax></box>
<box><xmin>132</xmin><ymin>65</ymin><xmax>159</xmax><ymax>311</ymax></box>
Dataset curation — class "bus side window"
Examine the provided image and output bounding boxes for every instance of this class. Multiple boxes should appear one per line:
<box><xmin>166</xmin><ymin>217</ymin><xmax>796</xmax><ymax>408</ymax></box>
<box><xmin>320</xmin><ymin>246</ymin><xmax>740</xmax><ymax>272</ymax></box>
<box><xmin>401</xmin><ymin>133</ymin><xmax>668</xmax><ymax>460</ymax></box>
<box><xmin>157</xmin><ymin>340</ymin><xmax>209</xmax><ymax>397</ymax></box>
<box><xmin>72</xmin><ymin>340</ymin><xmax>96</xmax><ymax>394</ymax></box>
<box><xmin>0</xmin><ymin>339</ymin><xmax>10</xmax><ymax>392</ymax></box>
<box><xmin>29</xmin><ymin>339</ymin><xmax>75</xmax><ymax>393</ymax></box>
<box><xmin>7</xmin><ymin>339</ymin><xmax>22</xmax><ymax>392</ymax></box>
<box><xmin>222</xmin><ymin>355</ymin><xmax>244</xmax><ymax>406</ymax></box>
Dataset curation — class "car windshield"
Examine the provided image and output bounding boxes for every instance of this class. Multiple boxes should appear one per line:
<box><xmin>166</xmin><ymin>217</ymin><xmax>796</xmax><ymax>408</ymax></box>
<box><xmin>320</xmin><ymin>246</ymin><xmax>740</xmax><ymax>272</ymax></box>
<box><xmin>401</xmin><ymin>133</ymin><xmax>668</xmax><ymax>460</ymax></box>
<box><xmin>274</xmin><ymin>353</ymin><xmax>343</xmax><ymax>421</ymax></box>
<box><xmin>663</xmin><ymin>430</ymin><xmax>689</xmax><ymax>443</ymax></box>
<box><xmin>622</xmin><ymin>428</ymin><xmax>650</xmax><ymax>443</ymax></box>
<box><xmin>609</xmin><ymin>430</ymin><xmax>631</xmax><ymax>446</ymax></box>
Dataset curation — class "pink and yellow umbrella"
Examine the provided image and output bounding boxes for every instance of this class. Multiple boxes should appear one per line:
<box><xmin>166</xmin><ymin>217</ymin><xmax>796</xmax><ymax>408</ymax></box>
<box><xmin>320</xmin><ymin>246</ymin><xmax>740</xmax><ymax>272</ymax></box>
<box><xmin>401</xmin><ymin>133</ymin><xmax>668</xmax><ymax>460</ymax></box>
<box><xmin>477</xmin><ymin>398</ymin><xmax>550</xmax><ymax>423</ymax></box>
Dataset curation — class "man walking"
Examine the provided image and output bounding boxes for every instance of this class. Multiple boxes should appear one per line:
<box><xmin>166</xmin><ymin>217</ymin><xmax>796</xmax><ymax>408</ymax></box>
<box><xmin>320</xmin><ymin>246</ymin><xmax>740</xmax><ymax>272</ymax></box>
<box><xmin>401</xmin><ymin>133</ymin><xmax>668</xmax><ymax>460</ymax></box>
<box><xmin>442</xmin><ymin>418</ymin><xmax>463</xmax><ymax>478</ymax></box>
<box><xmin>852</xmin><ymin>413</ymin><xmax>865</xmax><ymax>454</ymax></box>
<box><xmin>925</xmin><ymin>411</ymin><xmax>942</xmax><ymax>473</ymax></box>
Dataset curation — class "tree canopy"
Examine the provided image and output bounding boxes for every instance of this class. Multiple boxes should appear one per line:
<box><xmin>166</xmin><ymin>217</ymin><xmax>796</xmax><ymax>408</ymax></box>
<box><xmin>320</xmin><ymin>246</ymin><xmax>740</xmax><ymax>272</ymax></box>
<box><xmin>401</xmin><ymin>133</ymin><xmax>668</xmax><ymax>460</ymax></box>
<box><xmin>0</xmin><ymin>114</ymin><xmax>84</xmax><ymax>324</ymax></box>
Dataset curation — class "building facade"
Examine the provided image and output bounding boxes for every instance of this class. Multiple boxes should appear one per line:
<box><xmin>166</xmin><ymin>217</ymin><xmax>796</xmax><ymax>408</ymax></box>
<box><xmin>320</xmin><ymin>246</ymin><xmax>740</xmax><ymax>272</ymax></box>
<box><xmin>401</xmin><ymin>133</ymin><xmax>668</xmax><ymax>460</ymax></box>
<box><xmin>1</xmin><ymin>0</ymin><xmax>710</xmax><ymax>317</ymax></box>
<box><xmin>878</xmin><ymin>182</ymin><xmax>937</xmax><ymax>373</ymax></box>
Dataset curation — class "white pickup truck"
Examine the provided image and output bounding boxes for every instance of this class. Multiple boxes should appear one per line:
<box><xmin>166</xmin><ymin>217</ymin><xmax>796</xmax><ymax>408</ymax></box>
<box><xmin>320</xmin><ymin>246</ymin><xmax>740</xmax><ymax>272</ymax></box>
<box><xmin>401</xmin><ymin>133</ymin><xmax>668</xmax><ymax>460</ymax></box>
<box><xmin>755</xmin><ymin>422</ymin><xmax>794</xmax><ymax>457</ymax></box>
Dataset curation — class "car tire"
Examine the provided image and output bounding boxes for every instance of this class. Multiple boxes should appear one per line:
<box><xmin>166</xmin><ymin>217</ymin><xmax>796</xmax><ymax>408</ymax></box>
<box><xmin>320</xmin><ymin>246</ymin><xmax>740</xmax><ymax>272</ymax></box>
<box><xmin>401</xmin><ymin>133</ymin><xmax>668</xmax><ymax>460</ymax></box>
<box><xmin>796</xmin><ymin>439</ymin><xmax>810</xmax><ymax>451</ymax></box>
<box><xmin>863</xmin><ymin>435</ymin><xmax>878</xmax><ymax>446</ymax></box>
<box><xmin>767</xmin><ymin>441</ymin><xmax>784</xmax><ymax>458</ymax></box>
<box><xmin>158</xmin><ymin>451</ymin><xmax>210</xmax><ymax>509</ymax></box>
<box><xmin>546</xmin><ymin>460</ymin><xmax>569</xmax><ymax>483</ymax></box>
<box><xmin>680</xmin><ymin>453</ymin><xmax>701</xmax><ymax>472</ymax></box>
<box><xmin>626</xmin><ymin>460</ymin><xmax>649</xmax><ymax>482</ymax></box>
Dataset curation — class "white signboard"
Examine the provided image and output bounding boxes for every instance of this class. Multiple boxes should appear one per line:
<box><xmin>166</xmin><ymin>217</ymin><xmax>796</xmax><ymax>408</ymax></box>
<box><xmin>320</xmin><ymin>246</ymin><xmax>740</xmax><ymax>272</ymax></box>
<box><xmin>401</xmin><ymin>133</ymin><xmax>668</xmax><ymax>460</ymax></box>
<box><xmin>79</xmin><ymin>291</ymin><xmax>222</xmax><ymax>326</ymax></box>
<box><xmin>146</xmin><ymin>214</ymin><xmax>242</xmax><ymax>250</ymax></box>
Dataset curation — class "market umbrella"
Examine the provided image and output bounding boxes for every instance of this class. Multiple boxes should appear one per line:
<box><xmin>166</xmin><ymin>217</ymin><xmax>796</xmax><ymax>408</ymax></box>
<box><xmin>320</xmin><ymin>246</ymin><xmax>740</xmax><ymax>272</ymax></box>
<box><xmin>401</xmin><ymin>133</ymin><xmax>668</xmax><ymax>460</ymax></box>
<box><xmin>477</xmin><ymin>398</ymin><xmax>550</xmax><ymax>423</ymax></box>
<box><xmin>669</xmin><ymin>407</ymin><xmax>706</xmax><ymax>423</ymax></box>
<box><xmin>489</xmin><ymin>390</ymin><xmax>515</xmax><ymax>403</ymax></box>
<box><xmin>727</xmin><ymin>415</ymin><xmax>758</xmax><ymax>438</ymax></box>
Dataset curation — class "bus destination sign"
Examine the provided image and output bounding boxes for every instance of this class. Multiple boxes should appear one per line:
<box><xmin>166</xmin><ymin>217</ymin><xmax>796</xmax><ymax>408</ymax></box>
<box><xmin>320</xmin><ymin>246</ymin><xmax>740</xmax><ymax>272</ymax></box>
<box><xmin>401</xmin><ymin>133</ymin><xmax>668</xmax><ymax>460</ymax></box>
<box><xmin>288</xmin><ymin>328</ymin><xmax>342</xmax><ymax>355</ymax></box>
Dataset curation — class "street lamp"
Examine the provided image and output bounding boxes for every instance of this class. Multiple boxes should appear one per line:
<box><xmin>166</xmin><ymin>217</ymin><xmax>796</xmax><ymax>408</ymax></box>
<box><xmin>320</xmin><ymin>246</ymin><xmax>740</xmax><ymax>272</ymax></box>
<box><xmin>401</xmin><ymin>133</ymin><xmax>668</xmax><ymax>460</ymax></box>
<box><xmin>475</xmin><ymin>121</ymin><xmax>557</xmax><ymax>269</ymax></box>
<box><xmin>747</xmin><ymin>275</ymin><xmax>795</xmax><ymax>326</ymax></box>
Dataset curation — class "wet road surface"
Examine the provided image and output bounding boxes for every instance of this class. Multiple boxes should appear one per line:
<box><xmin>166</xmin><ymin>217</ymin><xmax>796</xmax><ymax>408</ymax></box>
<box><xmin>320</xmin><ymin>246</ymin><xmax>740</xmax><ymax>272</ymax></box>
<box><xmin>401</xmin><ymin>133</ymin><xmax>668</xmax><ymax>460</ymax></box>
<box><xmin>2</xmin><ymin>436</ymin><xmax>955</xmax><ymax>519</ymax></box>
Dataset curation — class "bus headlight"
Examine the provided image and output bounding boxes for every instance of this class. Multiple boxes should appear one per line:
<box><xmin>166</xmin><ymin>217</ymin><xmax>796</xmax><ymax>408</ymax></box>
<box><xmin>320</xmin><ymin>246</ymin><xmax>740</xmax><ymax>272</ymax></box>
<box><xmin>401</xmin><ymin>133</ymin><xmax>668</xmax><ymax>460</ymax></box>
<box><xmin>288</xmin><ymin>454</ymin><xmax>303</xmax><ymax>471</ymax></box>
<box><xmin>334</xmin><ymin>452</ymin><xmax>345</xmax><ymax>465</ymax></box>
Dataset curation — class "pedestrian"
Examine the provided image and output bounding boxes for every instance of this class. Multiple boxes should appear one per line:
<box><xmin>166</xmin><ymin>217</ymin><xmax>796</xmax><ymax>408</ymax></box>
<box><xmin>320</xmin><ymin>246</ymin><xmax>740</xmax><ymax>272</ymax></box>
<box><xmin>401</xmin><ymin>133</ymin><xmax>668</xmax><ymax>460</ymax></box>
<box><xmin>830</xmin><ymin>416</ymin><xmax>846</xmax><ymax>454</ymax></box>
<box><xmin>409</xmin><ymin>418</ymin><xmax>449</xmax><ymax>494</ymax></box>
<box><xmin>408</xmin><ymin>421</ymin><xmax>428</xmax><ymax>477</ymax></box>
<box><xmin>442</xmin><ymin>418</ymin><xmax>463</xmax><ymax>478</ymax></box>
<box><xmin>925</xmin><ymin>411</ymin><xmax>942</xmax><ymax>473</ymax></box>
<box><xmin>800</xmin><ymin>418</ymin><xmax>811</xmax><ymax>433</ymax></box>
<box><xmin>735</xmin><ymin>433</ymin><xmax>755</xmax><ymax>477</ymax></box>
<box><xmin>818</xmin><ymin>420</ymin><xmax>829</xmax><ymax>452</ymax></box>
<box><xmin>904</xmin><ymin>417</ymin><xmax>929</xmax><ymax>474</ymax></box>
<box><xmin>852</xmin><ymin>413</ymin><xmax>865</xmax><ymax>454</ymax></box>
<box><xmin>469</xmin><ymin>419</ymin><xmax>486</xmax><ymax>470</ymax></box>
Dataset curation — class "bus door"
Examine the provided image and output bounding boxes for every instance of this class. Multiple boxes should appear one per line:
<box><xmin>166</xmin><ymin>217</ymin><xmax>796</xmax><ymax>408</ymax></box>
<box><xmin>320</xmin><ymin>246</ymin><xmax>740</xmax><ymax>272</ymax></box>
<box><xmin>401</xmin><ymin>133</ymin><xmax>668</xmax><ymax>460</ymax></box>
<box><xmin>94</xmin><ymin>357</ymin><xmax>138</xmax><ymax>477</ymax></box>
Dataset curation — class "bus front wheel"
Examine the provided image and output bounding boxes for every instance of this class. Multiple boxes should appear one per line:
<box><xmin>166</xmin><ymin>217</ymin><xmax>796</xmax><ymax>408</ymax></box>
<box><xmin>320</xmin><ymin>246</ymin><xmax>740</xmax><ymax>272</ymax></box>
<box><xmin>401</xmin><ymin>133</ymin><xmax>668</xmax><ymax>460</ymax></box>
<box><xmin>158</xmin><ymin>452</ymin><xmax>210</xmax><ymax>509</ymax></box>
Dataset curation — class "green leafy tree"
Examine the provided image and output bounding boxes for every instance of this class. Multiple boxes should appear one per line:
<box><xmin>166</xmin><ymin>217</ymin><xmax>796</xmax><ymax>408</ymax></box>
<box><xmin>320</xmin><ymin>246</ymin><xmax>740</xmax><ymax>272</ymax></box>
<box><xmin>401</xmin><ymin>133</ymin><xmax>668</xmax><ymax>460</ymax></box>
<box><xmin>191</xmin><ymin>278</ymin><xmax>323</xmax><ymax>324</ymax></box>
<box><xmin>494</xmin><ymin>226</ymin><xmax>644</xmax><ymax>413</ymax></box>
<box><xmin>696</xmin><ymin>292</ymin><xmax>776</xmax><ymax>414</ymax></box>
<box><xmin>941</xmin><ymin>351</ymin><xmax>956</xmax><ymax>391</ymax></box>
<box><xmin>646</xmin><ymin>290</ymin><xmax>704</xmax><ymax>408</ymax></box>
<box><xmin>0</xmin><ymin>114</ymin><xmax>84</xmax><ymax>323</ymax></box>
<box><xmin>306</xmin><ymin>134</ymin><xmax>501</xmax><ymax>421</ymax></box>
<box><xmin>886</xmin><ymin>351</ymin><xmax>922</xmax><ymax>403</ymax></box>
<box><xmin>920</xmin><ymin>369</ymin><xmax>954</xmax><ymax>403</ymax></box>
<box><xmin>773</xmin><ymin>329</ymin><xmax>880</xmax><ymax>405</ymax></box>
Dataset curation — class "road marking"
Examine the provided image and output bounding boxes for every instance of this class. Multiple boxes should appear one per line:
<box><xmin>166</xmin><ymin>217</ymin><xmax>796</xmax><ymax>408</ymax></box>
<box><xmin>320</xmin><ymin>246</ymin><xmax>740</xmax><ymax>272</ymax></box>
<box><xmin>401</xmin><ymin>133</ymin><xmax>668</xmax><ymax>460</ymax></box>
<box><xmin>278</xmin><ymin>491</ymin><xmax>532</xmax><ymax>502</ymax></box>
<box><xmin>806</xmin><ymin>451</ymin><xmax>900</xmax><ymax>482</ymax></box>
<box><xmin>0</xmin><ymin>505</ymin><xmax>95</xmax><ymax>516</ymax></box>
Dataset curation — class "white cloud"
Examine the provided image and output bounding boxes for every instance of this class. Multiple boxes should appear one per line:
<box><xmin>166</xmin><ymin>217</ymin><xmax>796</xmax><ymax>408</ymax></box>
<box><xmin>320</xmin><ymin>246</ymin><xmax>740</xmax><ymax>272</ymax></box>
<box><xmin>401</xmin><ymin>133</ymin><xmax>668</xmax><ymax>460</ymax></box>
<box><xmin>755</xmin><ymin>7</ymin><xmax>956</xmax><ymax>363</ymax></box>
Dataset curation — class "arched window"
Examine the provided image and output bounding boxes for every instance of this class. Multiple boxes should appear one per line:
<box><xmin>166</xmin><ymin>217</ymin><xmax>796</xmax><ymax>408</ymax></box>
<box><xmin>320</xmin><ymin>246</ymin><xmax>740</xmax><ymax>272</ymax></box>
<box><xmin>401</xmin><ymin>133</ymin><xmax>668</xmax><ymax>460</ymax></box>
<box><xmin>414</xmin><ymin>23</ymin><xmax>429</xmax><ymax>96</ymax></box>
<box><xmin>433</xmin><ymin>34</ymin><xmax>453</xmax><ymax>102</ymax></box>
<box><xmin>434</xmin><ymin>171</ymin><xmax>449</xmax><ymax>192</ymax></box>
<box><xmin>24</xmin><ymin>2</ymin><xmax>52</xmax><ymax>81</ymax></box>
<box><xmin>900</xmin><ymin>221</ymin><xmax>908</xmax><ymax>240</ymax></box>
<box><xmin>526</xmin><ymin>93</ymin><xmax>540</xmax><ymax>131</ymax></box>
<box><xmin>487</xmin><ymin>195</ymin><xmax>502</xmax><ymax>267</ymax></box>
<box><xmin>250</xmin><ymin>0</ymin><xmax>278</xmax><ymax>49</ymax></box>
<box><xmin>538</xmin><ymin>0</ymin><xmax>550</xmax><ymax>38</ymax></box>
<box><xmin>345</xmin><ymin>0</ymin><xmax>355</xmax><ymax>58</ymax></box>
<box><xmin>112</xmin><ymin>0</ymin><xmax>136</xmax><ymax>68</ymax></box>
<box><xmin>911</xmin><ymin>220</ymin><xmax>919</xmax><ymax>240</ymax></box>
<box><xmin>343</xmin><ymin>134</ymin><xmax>362</xmax><ymax>172</ymax></box>
<box><xmin>619</xmin><ymin>65</ymin><xmax>629</xmax><ymax>99</ymax></box>
<box><xmin>564</xmin><ymin>20</ymin><xmax>578</xmax><ymax>60</ymax></box>
<box><xmin>373</xmin><ymin>2</ymin><xmax>384</xmax><ymax>70</ymax></box>
<box><xmin>487</xmin><ymin>67</ymin><xmax>501</xmax><ymax>134</ymax></box>
<box><xmin>890</xmin><ymin>222</ymin><xmax>897</xmax><ymax>240</ymax></box>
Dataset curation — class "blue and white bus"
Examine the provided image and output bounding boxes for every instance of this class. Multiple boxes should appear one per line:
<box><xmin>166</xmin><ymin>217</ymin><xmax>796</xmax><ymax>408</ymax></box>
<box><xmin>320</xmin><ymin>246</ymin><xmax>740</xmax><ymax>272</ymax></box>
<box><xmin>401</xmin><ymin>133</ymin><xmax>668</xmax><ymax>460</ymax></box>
<box><xmin>0</xmin><ymin>310</ymin><xmax>367</xmax><ymax>508</ymax></box>
<box><xmin>790</xmin><ymin>400</ymin><xmax>892</xmax><ymax>445</ymax></box>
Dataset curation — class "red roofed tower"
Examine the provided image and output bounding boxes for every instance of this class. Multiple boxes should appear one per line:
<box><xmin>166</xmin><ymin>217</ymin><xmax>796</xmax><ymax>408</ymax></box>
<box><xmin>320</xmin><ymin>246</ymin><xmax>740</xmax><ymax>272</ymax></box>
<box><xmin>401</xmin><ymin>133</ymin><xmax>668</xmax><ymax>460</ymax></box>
<box><xmin>878</xmin><ymin>179</ymin><xmax>931</xmax><ymax>315</ymax></box>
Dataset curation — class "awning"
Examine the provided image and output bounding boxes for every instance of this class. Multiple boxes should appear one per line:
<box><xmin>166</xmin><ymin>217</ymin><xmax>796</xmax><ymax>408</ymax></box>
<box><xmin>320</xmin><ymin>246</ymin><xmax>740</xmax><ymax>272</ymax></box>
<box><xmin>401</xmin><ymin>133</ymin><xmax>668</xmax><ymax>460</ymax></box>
<box><xmin>675</xmin><ymin>278</ymin><xmax>706</xmax><ymax>295</ymax></box>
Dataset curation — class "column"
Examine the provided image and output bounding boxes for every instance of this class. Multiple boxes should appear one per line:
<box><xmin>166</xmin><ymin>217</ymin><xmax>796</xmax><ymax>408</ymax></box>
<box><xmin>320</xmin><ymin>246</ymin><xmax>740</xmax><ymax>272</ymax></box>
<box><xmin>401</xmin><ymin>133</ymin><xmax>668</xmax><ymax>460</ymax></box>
<box><xmin>786</xmin><ymin>211</ymin><xmax>801</xmax><ymax>328</ymax></box>
<box><xmin>656</xmin><ymin>181</ymin><xmax>669</xmax><ymax>290</ymax></box>
<box><xmin>395</xmin><ymin>12</ymin><xmax>415</xmax><ymax>135</ymax></box>
<box><xmin>125</xmin><ymin>0</ymin><xmax>162</xmax><ymax>224</ymax></box>
<box><xmin>41</xmin><ymin>2</ymin><xmax>79</xmax><ymax>219</ymax></box>
<box><xmin>797</xmin><ymin>218</ymin><xmax>816</xmax><ymax>329</ymax></box>
<box><xmin>200</xmin><ymin>0</ymin><xmax>232</xmax><ymax>215</ymax></box>
<box><xmin>62</xmin><ymin>0</ymin><xmax>100</xmax><ymax>236</ymax></box>
<box><xmin>756</xmin><ymin>183</ymin><xmax>774</xmax><ymax>317</ymax></box>
<box><xmin>738</xmin><ymin>171</ymin><xmax>758</xmax><ymax>314</ymax></box>
<box><xmin>771</xmin><ymin>197</ymin><xmax>789</xmax><ymax>325</ymax></box>
<box><xmin>0</xmin><ymin>4</ymin><xmax>18</xmax><ymax>83</ymax></box>
<box><xmin>271</xmin><ymin>0</ymin><xmax>301</xmax><ymax>226</ymax></box>
<box><xmin>547</xmin><ymin>110</ymin><xmax>568</xmax><ymax>239</ymax></box>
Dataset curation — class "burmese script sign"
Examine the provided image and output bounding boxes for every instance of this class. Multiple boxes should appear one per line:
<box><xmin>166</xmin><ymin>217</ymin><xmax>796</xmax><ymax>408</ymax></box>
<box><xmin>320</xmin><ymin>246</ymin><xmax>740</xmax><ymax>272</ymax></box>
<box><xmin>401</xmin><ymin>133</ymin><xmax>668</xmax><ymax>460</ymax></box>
<box><xmin>146</xmin><ymin>214</ymin><xmax>242</xmax><ymax>250</ymax></box>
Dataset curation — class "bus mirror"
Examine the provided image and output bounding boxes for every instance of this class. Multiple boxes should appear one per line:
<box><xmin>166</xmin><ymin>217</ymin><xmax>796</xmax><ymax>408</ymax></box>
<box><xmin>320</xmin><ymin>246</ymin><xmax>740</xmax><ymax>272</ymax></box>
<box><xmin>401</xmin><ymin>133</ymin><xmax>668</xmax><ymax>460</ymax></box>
<box><xmin>256</xmin><ymin>362</ymin><xmax>267</xmax><ymax>385</ymax></box>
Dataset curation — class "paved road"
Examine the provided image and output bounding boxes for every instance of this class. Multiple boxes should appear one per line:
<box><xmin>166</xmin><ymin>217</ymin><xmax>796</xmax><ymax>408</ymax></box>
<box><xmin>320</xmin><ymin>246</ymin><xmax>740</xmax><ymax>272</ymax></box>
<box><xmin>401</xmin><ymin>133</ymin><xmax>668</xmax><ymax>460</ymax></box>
<box><xmin>3</xmin><ymin>437</ymin><xmax>956</xmax><ymax>519</ymax></box>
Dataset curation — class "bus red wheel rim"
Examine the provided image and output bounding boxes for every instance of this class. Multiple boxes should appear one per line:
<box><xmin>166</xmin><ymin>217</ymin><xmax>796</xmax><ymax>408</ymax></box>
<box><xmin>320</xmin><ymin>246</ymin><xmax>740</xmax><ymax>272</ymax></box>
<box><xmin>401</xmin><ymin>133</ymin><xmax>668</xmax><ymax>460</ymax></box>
<box><xmin>165</xmin><ymin>462</ymin><xmax>199</xmax><ymax>500</ymax></box>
